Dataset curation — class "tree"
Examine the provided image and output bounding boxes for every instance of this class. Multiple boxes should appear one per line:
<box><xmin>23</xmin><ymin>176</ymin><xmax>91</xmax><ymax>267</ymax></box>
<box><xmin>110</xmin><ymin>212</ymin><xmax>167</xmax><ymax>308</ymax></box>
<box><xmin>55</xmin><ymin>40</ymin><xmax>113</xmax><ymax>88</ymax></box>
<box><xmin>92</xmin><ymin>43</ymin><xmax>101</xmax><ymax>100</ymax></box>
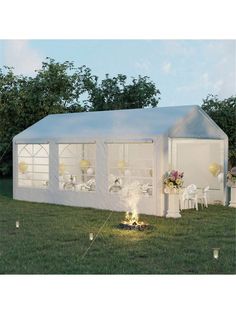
<box><xmin>0</xmin><ymin>66</ymin><xmax>24</xmax><ymax>176</ymax></box>
<box><xmin>85</xmin><ymin>74</ymin><xmax>160</xmax><ymax>111</ymax></box>
<box><xmin>0</xmin><ymin>58</ymin><xmax>92</xmax><ymax>176</ymax></box>
<box><xmin>201</xmin><ymin>94</ymin><xmax>236</xmax><ymax>168</ymax></box>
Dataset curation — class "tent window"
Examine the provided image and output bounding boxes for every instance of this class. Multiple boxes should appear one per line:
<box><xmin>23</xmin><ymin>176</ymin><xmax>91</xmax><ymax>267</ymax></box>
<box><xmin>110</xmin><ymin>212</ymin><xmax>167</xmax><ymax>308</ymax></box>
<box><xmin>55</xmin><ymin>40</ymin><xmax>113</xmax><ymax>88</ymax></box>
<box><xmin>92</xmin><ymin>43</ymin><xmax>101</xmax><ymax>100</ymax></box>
<box><xmin>17</xmin><ymin>144</ymin><xmax>49</xmax><ymax>189</ymax></box>
<box><xmin>108</xmin><ymin>143</ymin><xmax>153</xmax><ymax>197</ymax></box>
<box><xmin>58</xmin><ymin>143</ymin><xmax>96</xmax><ymax>192</ymax></box>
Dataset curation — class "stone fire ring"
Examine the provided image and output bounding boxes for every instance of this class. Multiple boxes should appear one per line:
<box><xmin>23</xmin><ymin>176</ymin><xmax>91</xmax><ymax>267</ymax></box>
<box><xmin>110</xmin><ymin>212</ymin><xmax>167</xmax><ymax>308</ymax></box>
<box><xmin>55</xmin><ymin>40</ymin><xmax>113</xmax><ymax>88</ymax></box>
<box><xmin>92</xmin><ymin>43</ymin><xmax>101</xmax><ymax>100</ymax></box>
<box><xmin>118</xmin><ymin>222</ymin><xmax>149</xmax><ymax>231</ymax></box>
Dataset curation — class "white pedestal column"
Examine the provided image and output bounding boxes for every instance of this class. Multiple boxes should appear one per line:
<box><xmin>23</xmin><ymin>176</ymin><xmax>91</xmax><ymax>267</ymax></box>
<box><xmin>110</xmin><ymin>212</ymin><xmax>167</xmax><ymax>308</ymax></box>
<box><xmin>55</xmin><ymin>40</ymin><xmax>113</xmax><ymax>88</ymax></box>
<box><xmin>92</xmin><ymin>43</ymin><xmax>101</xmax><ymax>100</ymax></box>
<box><xmin>229</xmin><ymin>185</ymin><xmax>236</xmax><ymax>208</ymax></box>
<box><xmin>166</xmin><ymin>193</ymin><xmax>181</xmax><ymax>218</ymax></box>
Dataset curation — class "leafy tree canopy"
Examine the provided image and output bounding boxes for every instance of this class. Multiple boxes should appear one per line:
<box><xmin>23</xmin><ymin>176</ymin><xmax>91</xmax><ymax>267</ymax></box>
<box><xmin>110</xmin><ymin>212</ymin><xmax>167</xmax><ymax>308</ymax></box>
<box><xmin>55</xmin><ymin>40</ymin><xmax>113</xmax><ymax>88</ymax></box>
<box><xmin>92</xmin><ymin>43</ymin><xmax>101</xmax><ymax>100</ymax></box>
<box><xmin>85</xmin><ymin>74</ymin><xmax>160</xmax><ymax>111</ymax></box>
<box><xmin>202</xmin><ymin>94</ymin><xmax>236</xmax><ymax>167</ymax></box>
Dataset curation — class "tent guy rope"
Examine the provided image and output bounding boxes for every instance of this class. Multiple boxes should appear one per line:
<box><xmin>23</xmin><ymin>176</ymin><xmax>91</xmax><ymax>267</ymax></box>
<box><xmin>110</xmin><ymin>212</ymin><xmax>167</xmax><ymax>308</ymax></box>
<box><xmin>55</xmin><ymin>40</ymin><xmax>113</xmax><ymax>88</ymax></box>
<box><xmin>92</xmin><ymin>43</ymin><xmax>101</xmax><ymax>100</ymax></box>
<box><xmin>80</xmin><ymin>211</ymin><xmax>113</xmax><ymax>260</ymax></box>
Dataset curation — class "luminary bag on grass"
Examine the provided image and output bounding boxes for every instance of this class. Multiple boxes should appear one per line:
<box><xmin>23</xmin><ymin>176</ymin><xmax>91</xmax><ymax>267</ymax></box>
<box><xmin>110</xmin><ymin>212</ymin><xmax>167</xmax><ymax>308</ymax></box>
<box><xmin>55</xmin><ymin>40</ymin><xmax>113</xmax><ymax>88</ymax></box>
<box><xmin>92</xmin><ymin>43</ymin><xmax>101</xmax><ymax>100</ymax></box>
<box><xmin>213</xmin><ymin>248</ymin><xmax>220</xmax><ymax>259</ymax></box>
<box><xmin>89</xmin><ymin>232</ymin><xmax>94</xmax><ymax>241</ymax></box>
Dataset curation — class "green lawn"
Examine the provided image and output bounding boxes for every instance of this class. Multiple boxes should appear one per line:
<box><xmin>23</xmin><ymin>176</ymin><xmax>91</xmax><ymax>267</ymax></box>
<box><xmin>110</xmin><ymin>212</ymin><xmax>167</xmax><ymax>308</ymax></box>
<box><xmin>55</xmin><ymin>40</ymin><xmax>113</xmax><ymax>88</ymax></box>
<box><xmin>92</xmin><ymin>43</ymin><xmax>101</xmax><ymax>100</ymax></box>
<box><xmin>0</xmin><ymin>179</ymin><xmax>235</xmax><ymax>274</ymax></box>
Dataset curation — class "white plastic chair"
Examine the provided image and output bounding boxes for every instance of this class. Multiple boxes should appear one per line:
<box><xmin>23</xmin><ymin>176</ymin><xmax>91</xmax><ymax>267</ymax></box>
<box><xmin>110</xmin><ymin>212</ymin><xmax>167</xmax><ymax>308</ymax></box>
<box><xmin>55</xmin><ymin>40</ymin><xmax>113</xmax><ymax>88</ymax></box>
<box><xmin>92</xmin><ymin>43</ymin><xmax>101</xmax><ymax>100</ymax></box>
<box><xmin>197</xmin><ymin>186</ymin><xmax>209</xmax><ymax>208</ymax></box>
<box><xmin>182</xmin><ymin>184</ymin><xmax>199</xmax><ymax>211</ymax></box>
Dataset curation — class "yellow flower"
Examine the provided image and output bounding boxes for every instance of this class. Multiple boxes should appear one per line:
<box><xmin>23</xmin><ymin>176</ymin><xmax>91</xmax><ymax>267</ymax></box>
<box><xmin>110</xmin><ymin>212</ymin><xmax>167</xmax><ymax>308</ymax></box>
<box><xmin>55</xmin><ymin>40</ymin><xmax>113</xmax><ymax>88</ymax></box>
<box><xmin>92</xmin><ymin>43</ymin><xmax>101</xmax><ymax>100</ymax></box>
<box><xmin>176</xmin><ymin>179</ymin><xmax>182</xmax><ymax>185</ymax></box>
<box><xmin>168</xmin><ymin>182</ymin><xmax>174</xmax><ymax>188</ymax></box>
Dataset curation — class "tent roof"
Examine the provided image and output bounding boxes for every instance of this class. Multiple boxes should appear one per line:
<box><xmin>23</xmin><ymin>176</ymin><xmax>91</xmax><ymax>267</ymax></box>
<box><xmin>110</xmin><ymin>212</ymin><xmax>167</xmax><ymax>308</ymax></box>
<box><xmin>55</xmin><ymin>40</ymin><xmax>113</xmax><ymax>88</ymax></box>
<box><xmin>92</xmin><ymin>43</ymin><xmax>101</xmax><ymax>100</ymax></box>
<box><xmin>13</xmin><ymin>105</ymin><xmax>227</xmax><ymax>142</ymax></box>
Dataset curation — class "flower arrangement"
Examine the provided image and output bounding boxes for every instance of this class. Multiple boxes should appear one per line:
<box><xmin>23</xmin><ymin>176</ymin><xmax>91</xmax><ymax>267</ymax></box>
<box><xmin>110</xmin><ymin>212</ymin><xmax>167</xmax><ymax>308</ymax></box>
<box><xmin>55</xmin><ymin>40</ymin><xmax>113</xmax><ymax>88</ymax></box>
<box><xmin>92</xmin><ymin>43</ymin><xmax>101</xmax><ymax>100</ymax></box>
<box><xmin>163</xmin><ymin>170</ymin><xmax>184</xmax><ymax>193</ymax></box>
<box><xmin>227</xmin><ymin>167</ymin><xmax>236</xmax><ymax>186</ymax></box>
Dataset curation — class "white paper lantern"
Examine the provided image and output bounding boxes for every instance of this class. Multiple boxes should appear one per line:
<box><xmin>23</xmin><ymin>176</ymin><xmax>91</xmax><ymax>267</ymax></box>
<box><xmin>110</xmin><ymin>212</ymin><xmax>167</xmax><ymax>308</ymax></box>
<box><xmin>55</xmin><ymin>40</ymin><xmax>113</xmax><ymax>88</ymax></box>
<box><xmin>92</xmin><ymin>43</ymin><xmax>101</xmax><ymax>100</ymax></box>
<box><xmin>87</xmin><ymin>167</ymin><xmax>94</xmax><ymax>175</ymax></box>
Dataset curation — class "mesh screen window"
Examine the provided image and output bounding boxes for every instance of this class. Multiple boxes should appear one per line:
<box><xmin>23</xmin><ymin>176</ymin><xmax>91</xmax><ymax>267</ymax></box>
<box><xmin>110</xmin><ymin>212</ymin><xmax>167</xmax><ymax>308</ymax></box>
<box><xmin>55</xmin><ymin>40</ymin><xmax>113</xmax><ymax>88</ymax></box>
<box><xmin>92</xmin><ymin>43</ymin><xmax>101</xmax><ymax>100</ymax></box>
<box><xmin>58</xmin><ymin>143</ymin><xmax>96</xmax><ymax>192</ymax></box>
<box><xmin>108</xmin><ymin>143</ymin><xmax>153</xmax><ymax>197</ymax></box>
<box><xmin>17</xmin><ymin>144</ymin><xmax>49</xmax><ymax>188</ymax></box>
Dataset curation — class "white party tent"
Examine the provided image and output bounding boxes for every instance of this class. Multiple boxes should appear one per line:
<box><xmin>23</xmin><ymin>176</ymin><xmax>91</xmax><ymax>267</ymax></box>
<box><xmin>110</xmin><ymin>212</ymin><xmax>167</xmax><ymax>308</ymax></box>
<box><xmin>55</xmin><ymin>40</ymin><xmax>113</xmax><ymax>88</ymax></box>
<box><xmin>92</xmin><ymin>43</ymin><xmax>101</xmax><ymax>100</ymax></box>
<box><xmin>13</xmin><ymin>105</ymin><xmax>228</xmax><ymax>216</ymax></box>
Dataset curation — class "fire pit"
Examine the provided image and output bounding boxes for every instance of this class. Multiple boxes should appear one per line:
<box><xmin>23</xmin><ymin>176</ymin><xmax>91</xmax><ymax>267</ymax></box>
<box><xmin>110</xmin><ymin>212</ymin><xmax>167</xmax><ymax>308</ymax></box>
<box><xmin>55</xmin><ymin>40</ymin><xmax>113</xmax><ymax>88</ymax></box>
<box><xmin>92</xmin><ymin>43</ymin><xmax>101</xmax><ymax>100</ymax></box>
<box><xmin>118</xmin><ymin>211</ymin><xmax>149</xmax><ymax>231</ymax></box>
<box><xmin>118</xmin><ymin>182</ymin><xmax>150</xmax><ymax>231</ymax></box>
<box><xmin>118</xmin><ymin>221</ymin><xmax>149</xmax><ymax>231</ymax></box>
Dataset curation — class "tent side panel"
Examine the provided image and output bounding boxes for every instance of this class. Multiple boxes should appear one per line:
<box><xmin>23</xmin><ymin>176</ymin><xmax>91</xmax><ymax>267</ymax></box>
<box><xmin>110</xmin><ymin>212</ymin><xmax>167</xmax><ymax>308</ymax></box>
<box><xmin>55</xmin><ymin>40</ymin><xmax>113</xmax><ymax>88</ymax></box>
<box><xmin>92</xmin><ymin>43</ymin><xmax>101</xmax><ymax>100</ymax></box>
<box><xmin>169</xmin><ymin>138</ymin><xmax>226</xmax><ymax>205</ymax></box>
<box><xmin>13</xmin><ymin>139</ymin><xmax>159</xmax><ymax>216</ymax></box>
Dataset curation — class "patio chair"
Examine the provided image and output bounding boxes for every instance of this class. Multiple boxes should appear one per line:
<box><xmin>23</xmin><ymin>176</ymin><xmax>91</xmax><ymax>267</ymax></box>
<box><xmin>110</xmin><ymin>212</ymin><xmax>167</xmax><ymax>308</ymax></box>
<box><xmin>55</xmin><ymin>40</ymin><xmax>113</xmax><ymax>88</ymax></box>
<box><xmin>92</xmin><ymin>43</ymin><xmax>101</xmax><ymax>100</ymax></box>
<box><xmin>197</xmin><ymin>186</ymin><xmax>210</xmax><ymax>208</ymax></box>
<box><xmin>182</xmin><ymin>184</ymin><xmax>199</xmax><ymax>211</ymax></box>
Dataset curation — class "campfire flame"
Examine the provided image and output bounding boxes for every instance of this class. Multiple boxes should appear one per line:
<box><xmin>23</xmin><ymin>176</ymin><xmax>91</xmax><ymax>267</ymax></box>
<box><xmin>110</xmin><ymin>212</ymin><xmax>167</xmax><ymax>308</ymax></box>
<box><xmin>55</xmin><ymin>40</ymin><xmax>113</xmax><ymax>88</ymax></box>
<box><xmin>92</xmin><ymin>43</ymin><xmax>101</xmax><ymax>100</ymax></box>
<box><xmin>124</xmin><ymin>210</ymin><xmax>139</xmax><ymax>225</ymax></box>
<box><xmin>121</xmin><ymin>181</ymin><xmax>146</xmax><ymax>227</ymax></box>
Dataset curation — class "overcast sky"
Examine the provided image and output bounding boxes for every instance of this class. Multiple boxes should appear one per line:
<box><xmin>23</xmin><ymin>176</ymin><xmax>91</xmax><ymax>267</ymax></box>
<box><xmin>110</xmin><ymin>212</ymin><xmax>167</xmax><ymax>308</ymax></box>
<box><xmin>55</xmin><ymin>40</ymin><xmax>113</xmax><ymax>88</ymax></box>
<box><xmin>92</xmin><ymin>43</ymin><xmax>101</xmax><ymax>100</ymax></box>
<box><xmin>0</xmin><ymin>39</ymin><xmax>235</xmax><ymax>107</ymax></box>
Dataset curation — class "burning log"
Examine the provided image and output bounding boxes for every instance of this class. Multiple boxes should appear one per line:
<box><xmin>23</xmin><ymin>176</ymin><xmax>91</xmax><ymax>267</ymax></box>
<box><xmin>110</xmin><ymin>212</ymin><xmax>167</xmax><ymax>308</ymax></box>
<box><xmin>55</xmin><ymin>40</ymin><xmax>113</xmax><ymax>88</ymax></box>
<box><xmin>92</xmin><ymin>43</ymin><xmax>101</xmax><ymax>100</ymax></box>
<box><xmin>119</xmin><ymin>211</ymin><xmax>149</xmax><ymax>231</ymax></box>
<box><xmin>118</xmin><ymin>220</ymin><xmax>149</xmax><ymax>231</ymax></box>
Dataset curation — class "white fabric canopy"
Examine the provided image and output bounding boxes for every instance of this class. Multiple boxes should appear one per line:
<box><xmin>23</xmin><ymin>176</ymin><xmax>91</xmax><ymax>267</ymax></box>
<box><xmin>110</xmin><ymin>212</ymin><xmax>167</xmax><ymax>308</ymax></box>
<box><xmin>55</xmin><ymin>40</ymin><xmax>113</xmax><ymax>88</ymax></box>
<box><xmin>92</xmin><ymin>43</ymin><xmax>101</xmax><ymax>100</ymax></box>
<box><xmin>14</xmin><ymin>105</ymin><xmax>226</xmax><ymax>142</ymax></box>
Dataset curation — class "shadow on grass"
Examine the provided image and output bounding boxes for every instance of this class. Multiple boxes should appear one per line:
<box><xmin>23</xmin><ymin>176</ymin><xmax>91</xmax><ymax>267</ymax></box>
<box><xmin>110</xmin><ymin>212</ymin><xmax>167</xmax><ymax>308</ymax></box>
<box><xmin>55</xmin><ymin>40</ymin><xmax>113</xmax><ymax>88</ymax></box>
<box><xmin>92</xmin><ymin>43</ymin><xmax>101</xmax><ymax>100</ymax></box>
<box><xmin>0</xmin><ymin>178</ymin><xmax>12</xmax><ymax>198</ymax></box>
